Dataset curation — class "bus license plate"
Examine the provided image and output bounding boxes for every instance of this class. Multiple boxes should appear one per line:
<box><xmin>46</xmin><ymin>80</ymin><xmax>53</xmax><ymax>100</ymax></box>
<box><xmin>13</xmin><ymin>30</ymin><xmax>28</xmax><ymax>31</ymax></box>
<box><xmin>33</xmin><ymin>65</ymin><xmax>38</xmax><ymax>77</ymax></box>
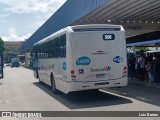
<box><xmin>96</xmin><ymin>74</ymin><xmax>106</xmax><ymax>78</ymax></box>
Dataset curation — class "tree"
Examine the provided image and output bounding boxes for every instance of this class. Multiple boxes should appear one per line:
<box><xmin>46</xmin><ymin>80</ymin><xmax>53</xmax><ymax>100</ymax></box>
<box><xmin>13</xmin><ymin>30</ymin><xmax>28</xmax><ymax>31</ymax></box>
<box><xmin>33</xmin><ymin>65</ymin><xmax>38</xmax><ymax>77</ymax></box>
<box><xmin>0</xmin><ymin>37</ymin><xmax>5</xmax><ymax>53</ymax></box>
<box><xmin>136</xmin><ymin>47</ymin><xmax>150</xmax><ymax>52</ymax></box>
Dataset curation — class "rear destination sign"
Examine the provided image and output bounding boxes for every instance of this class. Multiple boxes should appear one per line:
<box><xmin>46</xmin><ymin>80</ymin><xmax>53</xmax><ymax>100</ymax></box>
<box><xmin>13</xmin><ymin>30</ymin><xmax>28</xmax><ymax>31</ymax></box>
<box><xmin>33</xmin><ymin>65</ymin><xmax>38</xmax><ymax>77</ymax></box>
<box><xmin>103</xmin><ymin>34</ymin><xmax>115</xmax><ymax>40</ymax></box>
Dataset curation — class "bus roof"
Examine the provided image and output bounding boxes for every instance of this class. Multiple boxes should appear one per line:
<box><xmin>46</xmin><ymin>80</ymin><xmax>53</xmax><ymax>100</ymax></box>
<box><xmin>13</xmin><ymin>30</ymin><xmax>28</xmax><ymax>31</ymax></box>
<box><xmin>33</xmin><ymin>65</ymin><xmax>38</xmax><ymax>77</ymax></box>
<box><xmin>34</xmin><ymin>24</ymin><xmax>123</xmax><ymax>46</ymax></box>
<box><xmin>71</xmin><ymin>24</ymin><xmax>122</xmax><ymax>30</ymax></box>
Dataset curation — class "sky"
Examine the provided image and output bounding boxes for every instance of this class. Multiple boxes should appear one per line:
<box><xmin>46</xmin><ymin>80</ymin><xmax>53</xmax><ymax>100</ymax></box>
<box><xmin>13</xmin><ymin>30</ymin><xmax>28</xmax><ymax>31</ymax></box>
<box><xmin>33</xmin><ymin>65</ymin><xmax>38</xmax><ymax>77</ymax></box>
<box><xmin>0</xmin><ymin>0</ymin><xmax>67</xmax><ymax>41</ymax></box>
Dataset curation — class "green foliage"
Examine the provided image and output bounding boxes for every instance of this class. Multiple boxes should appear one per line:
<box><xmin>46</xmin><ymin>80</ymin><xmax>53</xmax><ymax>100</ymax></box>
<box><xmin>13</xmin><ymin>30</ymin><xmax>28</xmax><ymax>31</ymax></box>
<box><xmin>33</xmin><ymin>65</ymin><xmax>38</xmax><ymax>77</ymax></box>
<box><xmin>136</xmin><ymin>47</ymin><xmax>150</xmax><ymax>52</ymax></box>
<box><xmin>0</xmin><ymin>37</ymin><xmax>5</xmax><ymax>53</ymax></box>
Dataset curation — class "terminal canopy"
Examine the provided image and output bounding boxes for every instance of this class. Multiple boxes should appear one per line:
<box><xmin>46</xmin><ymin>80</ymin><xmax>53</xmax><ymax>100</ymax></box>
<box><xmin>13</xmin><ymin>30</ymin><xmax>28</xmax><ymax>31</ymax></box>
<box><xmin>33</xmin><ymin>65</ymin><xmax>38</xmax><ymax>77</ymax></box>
<box><xmin>22</xmin><ymin>0</ymin><xmax>160</xmax><ymax>52</ymax></box>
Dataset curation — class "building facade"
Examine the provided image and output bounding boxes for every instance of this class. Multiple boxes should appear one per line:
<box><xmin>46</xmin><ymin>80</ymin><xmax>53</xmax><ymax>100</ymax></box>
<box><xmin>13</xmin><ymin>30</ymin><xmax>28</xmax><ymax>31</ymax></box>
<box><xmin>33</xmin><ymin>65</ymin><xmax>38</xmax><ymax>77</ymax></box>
<box><xmin>4</xmin><ymin>41</ymin><xmax>24</xmax><ymax>62</ymax></box>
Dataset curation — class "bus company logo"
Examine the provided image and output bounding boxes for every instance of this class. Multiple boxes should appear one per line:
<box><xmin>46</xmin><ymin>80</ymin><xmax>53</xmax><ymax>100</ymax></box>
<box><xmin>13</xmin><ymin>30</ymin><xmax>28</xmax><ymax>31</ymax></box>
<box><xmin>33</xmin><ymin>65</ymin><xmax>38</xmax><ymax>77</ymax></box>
<box><xmin>90</xmin><ymin>66</ymin><xmax>111</xmax><ymax>72</ymax></box>
<box><xmin>113</xmin><ymin>56</ymin><xmax>123</xmax><ymax>63</ymax></box>
<box><xmin>76</xmin><ymin>56</ymin><xmax>91</xmax><ymax>65</ymax></box>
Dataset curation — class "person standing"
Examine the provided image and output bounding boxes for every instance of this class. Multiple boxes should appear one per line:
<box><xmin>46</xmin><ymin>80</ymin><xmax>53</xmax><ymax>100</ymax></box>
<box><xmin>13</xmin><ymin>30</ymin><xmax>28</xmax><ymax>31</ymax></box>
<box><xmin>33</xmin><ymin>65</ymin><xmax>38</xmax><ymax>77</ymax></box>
<box><xmin>137</xmin><ymin>53</ymin><xmax>146</xmax><ymax>81</ymax></box>
<box><xmin>153</xmin><ymin>54</ymin><xmax>160</xmax><ymax>83</ymax></box>
<box><xmin>145</xmin><ymin>57</ymin><xmax>153</xmax><ymax>83</ymax></box>
<box><xmin>128</xmin><ymin>56</ymin><xmax>136</xmax><ymax>79</ymax></box>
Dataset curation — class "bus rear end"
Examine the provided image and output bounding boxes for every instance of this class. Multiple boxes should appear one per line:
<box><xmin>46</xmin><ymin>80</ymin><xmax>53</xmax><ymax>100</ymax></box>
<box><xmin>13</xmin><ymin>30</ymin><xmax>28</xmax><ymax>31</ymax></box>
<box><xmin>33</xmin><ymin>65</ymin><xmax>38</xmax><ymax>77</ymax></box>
<box><xmin>68</xmin><ymin>25</ymin><xmax>128</xmax><ymax>92</ymax></box>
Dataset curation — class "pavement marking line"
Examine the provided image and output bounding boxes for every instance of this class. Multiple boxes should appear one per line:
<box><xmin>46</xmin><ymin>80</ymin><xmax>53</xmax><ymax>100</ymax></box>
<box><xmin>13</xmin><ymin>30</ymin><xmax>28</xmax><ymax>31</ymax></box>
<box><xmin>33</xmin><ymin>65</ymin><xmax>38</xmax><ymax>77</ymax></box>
<box><xmin>100</xmin><ymin>89</ymin><xmax>132</xmax><ymax>100</ymax></box>
<box><xmin>102</xmin><ymin>88</ymin><xmax>154</xmax><ymax>102</ymax></box>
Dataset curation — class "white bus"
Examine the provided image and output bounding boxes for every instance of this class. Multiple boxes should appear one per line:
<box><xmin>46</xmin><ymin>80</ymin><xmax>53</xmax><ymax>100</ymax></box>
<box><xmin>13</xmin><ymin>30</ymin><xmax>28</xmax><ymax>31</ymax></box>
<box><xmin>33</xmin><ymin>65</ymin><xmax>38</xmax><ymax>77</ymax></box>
<box><xmin>32</xmin><ymin>24</ymin><xmax>128</xmax><ymax>94</ymax></box>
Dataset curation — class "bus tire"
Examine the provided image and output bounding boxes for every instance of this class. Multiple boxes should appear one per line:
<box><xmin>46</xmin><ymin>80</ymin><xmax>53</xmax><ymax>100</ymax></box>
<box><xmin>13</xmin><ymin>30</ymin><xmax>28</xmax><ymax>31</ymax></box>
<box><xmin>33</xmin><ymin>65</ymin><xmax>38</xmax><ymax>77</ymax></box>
<box><xmin>36</xmin><ymin>70</ymin><xmax>39</xmax><ymax>78</ymax></box>
<box><xmin>51</xmin><ymin>74</ymin><xmax>58</xmax><ymax>94</ymax></box>
<box><xmin>39</xmin><ymin>78</ymin><xmax>42</xmax><ymax>83</ymax></box>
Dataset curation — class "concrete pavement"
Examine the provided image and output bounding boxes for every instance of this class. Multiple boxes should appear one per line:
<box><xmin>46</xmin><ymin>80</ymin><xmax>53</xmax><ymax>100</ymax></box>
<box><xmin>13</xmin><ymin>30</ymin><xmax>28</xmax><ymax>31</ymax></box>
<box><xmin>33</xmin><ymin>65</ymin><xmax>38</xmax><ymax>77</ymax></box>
<box><xmin>0</xmin><ymin>66</ymin><xmax>160</xmax><ymax>120</ymax></box>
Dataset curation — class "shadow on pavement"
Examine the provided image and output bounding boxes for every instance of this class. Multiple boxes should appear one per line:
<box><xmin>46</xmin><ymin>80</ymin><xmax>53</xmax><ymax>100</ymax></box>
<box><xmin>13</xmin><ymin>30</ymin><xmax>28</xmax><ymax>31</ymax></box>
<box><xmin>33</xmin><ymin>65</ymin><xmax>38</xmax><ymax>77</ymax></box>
<box><xmin>0</xmin><ymin>83</ymin><xmax>2</xmax><ymax>85</ymax></box>
<box><xmin>33</xmin><ymin>82</ymin><xmax>132</xmax><ymax>109</ymax></box>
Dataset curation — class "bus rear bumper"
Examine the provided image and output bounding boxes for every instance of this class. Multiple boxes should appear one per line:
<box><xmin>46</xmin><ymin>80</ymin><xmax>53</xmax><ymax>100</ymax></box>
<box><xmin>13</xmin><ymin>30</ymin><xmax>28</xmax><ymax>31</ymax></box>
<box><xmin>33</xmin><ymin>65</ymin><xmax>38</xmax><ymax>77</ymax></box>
<box><xmin>68</xmin><ymin>77</ymin><xmax>128</xmax><ymax>92</ymax></box>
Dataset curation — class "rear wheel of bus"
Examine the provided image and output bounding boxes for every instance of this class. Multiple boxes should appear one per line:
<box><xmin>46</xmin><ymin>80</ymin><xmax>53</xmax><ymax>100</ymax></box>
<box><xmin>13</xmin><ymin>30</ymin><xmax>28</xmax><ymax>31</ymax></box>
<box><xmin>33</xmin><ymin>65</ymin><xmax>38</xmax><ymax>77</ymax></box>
<box><xmin>51</xmin><ymin>74</ymin><xmax>58</xmax><ymax>94</ymax></box>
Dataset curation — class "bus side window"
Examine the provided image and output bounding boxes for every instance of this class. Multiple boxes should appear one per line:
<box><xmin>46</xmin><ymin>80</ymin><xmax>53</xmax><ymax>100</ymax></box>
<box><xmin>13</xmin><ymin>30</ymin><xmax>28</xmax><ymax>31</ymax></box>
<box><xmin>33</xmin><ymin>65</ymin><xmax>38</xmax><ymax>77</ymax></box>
<box><xmin>52</xmin><ymin>37</ymin><xmax>60</xmax><ymax>58</ymax></box>
<box><xmin>59</xmin><ymin>34</ymin><xmax>66</xmax><ymax>58</ymax></box>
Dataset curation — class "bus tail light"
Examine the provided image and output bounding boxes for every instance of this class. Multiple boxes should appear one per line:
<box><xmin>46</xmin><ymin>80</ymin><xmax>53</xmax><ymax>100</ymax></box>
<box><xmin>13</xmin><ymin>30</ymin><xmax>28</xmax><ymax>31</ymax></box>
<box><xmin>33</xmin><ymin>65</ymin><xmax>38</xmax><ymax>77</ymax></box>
<box><xmin>71</xmin><ymin>70</ymin><xmax>75</xmax><ymax>74</ymax></box>
<box><xmin>122</xmin><ymin>66</ymin><xmax>128</xmax><ymax>77</ymax></box>
<box><xmin>123</xmin><ymin>66</ymin><xmax>127</xmax><ymax>72</ymax></box>
<box><xmin>71</xmin><ymin>75</ymin><xmax>76</xmax><ymax>78</ymax></box>
<box><xmin>71</xmin><ymin>70</ymin><xmax>77</xmax><ymax>79</ymax></box>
